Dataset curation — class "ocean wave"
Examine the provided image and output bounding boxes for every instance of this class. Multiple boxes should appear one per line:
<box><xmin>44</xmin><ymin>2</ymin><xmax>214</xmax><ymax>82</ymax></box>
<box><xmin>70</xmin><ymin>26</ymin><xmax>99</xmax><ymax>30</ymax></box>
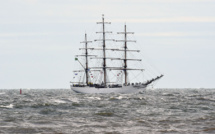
<box><xmin>0</xmin><ymin>88</ymin><xmax>214</xmax><ymax>133</ymax></box>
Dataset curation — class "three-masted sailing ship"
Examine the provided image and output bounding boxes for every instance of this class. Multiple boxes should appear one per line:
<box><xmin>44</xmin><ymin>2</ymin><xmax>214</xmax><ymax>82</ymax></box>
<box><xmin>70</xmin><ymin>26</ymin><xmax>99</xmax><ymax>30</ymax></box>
<box><xmin>70</xmin><ymin>15</ymin><xmax>163</xmax><ymax>94</ymax></box>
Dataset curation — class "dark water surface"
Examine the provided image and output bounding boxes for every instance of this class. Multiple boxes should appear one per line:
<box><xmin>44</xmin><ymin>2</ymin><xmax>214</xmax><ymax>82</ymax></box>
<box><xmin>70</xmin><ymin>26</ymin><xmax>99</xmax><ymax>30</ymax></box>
<box><xmin>0</xmin><ymin>89</ymin><xmax>215</xmax><ymax>134</ymax></box>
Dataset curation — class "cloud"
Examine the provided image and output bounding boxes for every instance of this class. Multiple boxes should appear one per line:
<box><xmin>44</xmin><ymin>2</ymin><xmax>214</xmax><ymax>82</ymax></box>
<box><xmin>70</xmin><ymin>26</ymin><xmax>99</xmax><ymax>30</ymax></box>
<box><xmin>1</xmin><ymin>16</ymin><xmax>214</xmax><ymax>25</ymax></box>
<box><xmin>121</xmin><ymin>0</ymin><xmax>214</xmax><ymax>3</ymax></box>
<box><xmin>23</xmin><ymin>0</ymin><xmax>38</xmax><ymax>4</ymax></box>
<box><xmin>0</xmin><ymin>32</ymin><xmax>73</xmax><ymax>37</ymax></box>
<box><xmin>136</xmin><ymin>32</ymin><xmax>215</xmax><ymax>37</ymax></box>
<box><xmin>0</xmin><ymin>32</ymin><xmax>51</xmax><ymax>37</ymax></box>
<box><xmin>113</xmin><ymin>17</ymin><xmax>215</xmax><ymax>23</ymax></box>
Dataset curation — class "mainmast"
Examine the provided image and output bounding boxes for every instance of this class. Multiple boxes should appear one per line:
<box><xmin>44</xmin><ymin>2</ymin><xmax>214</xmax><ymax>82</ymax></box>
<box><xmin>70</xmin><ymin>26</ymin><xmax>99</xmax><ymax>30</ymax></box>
<box><xmin>95</xmin><ymin>14</ymin><xmax>113</xmax><ymax>86</ymax></box>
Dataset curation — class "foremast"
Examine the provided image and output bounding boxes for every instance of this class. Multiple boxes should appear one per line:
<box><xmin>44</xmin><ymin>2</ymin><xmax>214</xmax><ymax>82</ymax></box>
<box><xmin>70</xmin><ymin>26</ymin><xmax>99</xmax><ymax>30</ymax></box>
<box><xmin>82</xmin><ymin>34</ymin><xmax>92</xmax><ymax>85</ymax></box>
<box><xmin>75</xmin><ymin>33</ymin><xmax>92</xmax><ymax>85</ymax></box>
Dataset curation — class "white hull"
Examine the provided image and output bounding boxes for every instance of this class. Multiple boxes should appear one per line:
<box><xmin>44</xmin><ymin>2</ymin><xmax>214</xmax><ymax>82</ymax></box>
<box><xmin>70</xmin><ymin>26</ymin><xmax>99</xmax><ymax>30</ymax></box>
<box><xmin>71</xmin><ymin>85</ymin><xmax>146</xmax><ymax>94</ymax></box>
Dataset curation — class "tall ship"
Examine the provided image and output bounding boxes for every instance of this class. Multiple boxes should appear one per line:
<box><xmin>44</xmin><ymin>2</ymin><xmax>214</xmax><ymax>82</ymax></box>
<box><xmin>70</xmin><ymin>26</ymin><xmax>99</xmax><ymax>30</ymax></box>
<box><xmin>70</xmin><ymin>15</ymin><xmax>163</xmax><ymax>94</ymax></box>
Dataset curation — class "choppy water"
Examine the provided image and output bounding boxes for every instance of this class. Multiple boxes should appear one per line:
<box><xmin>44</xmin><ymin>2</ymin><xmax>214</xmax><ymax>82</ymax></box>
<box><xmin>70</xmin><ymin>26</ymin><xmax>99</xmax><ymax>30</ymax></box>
<box><xmin>0</xmin><ymin>89</ymin><xmax>215</xmax><ymax>134</ymax></box>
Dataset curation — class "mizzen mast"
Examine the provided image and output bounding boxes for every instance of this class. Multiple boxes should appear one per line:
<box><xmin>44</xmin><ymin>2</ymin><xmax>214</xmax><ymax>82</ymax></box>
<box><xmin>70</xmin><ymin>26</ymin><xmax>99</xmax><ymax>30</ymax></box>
<box><xmin>116</xmin><ymin>24</ymin><xmax>136</xmax><ymax>85</ymax></box>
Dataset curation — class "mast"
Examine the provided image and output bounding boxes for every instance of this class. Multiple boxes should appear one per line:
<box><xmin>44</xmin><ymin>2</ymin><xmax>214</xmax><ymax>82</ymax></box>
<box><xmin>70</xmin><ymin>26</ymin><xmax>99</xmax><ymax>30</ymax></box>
<box><xmin>80</xmin><ymin>33</ymin><xmax>92</xmax><ymax>85</ymax></box>
<box><xmin>116</xmin><ymin>24</ymin><xmax>136</xmax><ymax>85</ymax></box>
<box><xmin>95</xmin><ymin>14</ymin><xmax>114</xmax><ymax>86</ymax></box>
<box><xmin>124</xmin><ymin>25</ymin><xmax>128</xmax><ymax>84</ymax></box>
<box><xmin>102</xmin><ymin>15</ymin><xmax>106</xmax><ymax>86</ymax></box>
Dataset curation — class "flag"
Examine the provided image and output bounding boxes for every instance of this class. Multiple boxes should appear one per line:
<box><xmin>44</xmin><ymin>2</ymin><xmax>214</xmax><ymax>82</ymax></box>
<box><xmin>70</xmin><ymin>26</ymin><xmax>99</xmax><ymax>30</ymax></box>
<box><xmin>75</xmin><ymin>58</ymin><xmax>78</xmax><ymax>61</ymax></box>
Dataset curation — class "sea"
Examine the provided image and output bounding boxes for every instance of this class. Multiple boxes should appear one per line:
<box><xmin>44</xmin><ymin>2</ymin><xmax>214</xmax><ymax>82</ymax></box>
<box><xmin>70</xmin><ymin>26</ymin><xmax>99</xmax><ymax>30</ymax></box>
<box><xmin>0</xmin><ymin>88</ymin><xmax>215</xmax><ymax>134</ymax></box>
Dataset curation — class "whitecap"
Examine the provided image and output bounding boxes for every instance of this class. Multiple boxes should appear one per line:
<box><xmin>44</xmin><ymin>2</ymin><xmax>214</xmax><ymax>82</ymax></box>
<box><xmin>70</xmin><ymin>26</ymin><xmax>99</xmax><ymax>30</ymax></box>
<box><xmin>0</xmin><ymin>104</ymin><xmax>13</xmax><ymax>108</ymax></box>
<box><xmin>68</xmin><ymin>97</ymin><xmax>80</xmax><ymax>103</ymax></box>
<box><xmin>0</xmin><ymin>92</ymin><xmax>5</xmax><ymax>95</ymax></box>
<box><xmin>117</xmin><ymin>96</ymin><xmax>123</xmax><ymax>100</ymax></box>
<box><xmin>53</xmin><ymin>99</ymin><xmax>66</xmax><ymax>104</ymax></box>
<box><xmin>87</xmin><ymin>97</ymin><xmax>101</xmax><ymax>100</ymax></box>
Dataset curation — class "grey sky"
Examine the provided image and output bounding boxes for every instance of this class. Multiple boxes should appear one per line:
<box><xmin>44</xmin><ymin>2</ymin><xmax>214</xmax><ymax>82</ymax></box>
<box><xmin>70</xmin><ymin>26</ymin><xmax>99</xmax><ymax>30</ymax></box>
<box><xmin>0</xmin><ymin>0</ymin><xmax>215</xmax><ymax>88</ymax></box>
